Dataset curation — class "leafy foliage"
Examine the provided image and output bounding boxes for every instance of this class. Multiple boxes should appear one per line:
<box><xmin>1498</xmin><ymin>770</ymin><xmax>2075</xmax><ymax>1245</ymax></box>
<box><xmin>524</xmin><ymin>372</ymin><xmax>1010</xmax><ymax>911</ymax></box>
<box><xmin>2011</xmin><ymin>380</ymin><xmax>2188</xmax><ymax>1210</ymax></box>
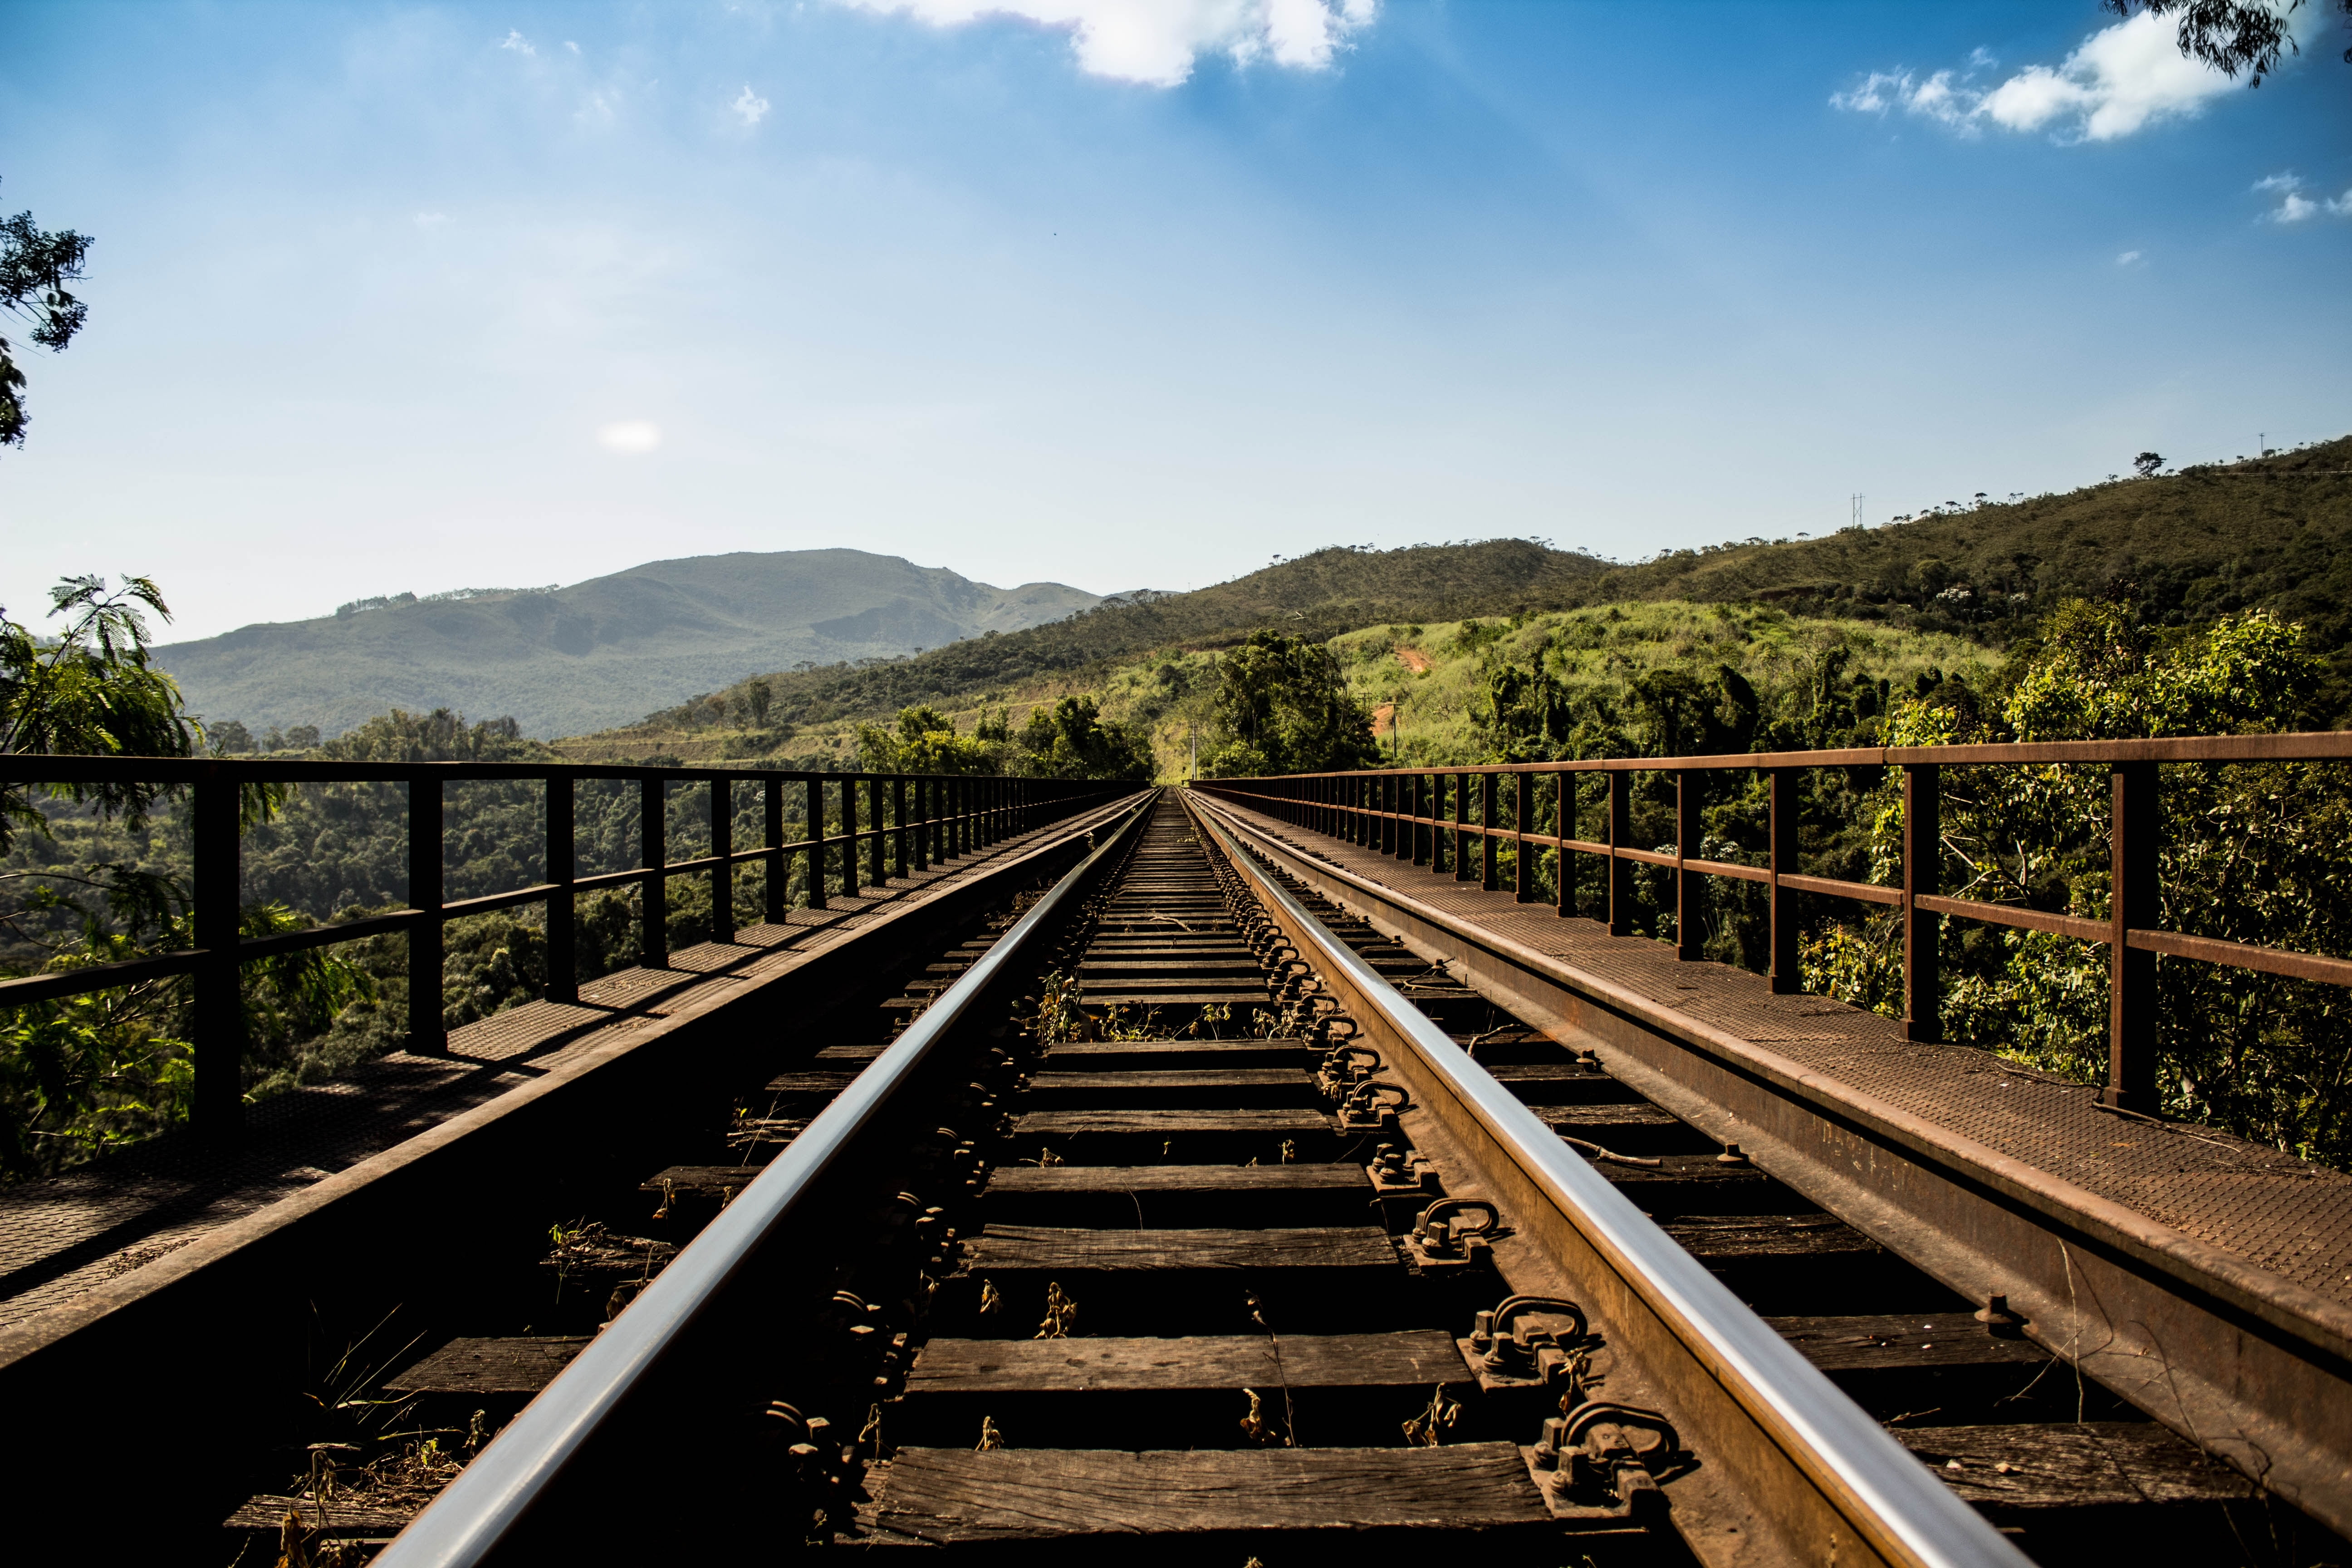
<box><xmin>857</xmin><ymin>698</ymin><xmax>1153</xmax><ymax>780</ymax></box>
<box><xmin>1802</xmin><ymin>603</ymin><xmax>2352</xmax><ymax>1163</ymax></box>
<box><xmin>0</xmin><ymin>181</ymin><xmax>93</xmax><ymax>450</ymax></box>
<box><xmin>1197</xmin><ymin>631</ymin><xmax>1381</xmax><ymax>778</ymax></box>
<box><xmin>2104</xmin><ymin>0</ymin><xmax>2352</xmax><ymax>79</ymax></box>
<box><xmin>1</xmin><ymin>575</ymin><xmax>197</xmax><ymax>853</ymax></box>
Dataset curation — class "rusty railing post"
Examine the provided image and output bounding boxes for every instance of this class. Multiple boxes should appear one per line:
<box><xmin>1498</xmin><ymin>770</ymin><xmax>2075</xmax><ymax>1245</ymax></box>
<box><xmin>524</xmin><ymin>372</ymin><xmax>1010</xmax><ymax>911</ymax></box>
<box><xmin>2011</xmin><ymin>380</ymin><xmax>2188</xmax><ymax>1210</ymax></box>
<box><xmin>843</xmin><ymin>774</ymin><xmax>862</xmax><ymax>898</ymax></box>
<box><xmin>1675</xmin><ymin>770</ymin><xmax>1701</xmax><ymax>953</ymax></box>
<box><xmin>1769</xmin><ymin>768</ymin><xmax>1798</xmax><ymax>994</ymax></box>
<box><xmin>1452</xmin><ymin>772</ymin><xmax>1472</xmax><ymax>881</ymax></box>
<box><xmin>1480</xmin><ymin>772</ymin><xmax>1499</xmax><ymax>891</ymax></box>
<box><xmin>893</xmin><ymin>776</ymin><xmax>908</xmax><ymax>879</ymax></box>
<box><xmin>641</xmin><ymin>774</ymin><xmax>669</xmax><ymax>969</ymax></box>
<box><xmin>711</xmin><ymin>776</ymin><xmax>735</xmax><ymax>945</ymax></box>
<box><xmin>546</xmin><ymin>772</ymin><xmax>577</xmax><ymax>1002</ymax></box>
<box><xmin>765</xmin><ymin>774</ymin><xmax>788</xmax><ymax>923</ymax></box>
<box><xmin>191</xmin><ymin>771</ymin><xmax>245</xmax><ymax>1140</ymax></box>
<box><xmin>1413</xmin><ymin>773</ymin><xmax>1430</xmax><ymax>866</ymax></box>
<box><xmin>410</xmin><ymin>772</ymin><xmax>449</xmax><ymax>1049</ymax></box>
<box><xmin>1555</xmin><ymin>773</ymin><xmax>1575</xmax><ymax>918</ymax></box>
<box><xmin>1515</xmin><ymin>771</ymin><xmax>1535</xmax><ymax>903</ymax></box>
<box><xmin>1607</xmin><ymin>769</ymin><xmax>1632</xmax><ymax>935</ymax></box>
<box><xmin>804</xmin><ymin>775</ymin><xmax>827</xmax><ymax>910</ymax></box>
<box><xmin>1901</xmin><ymin>762</ymin><xmax>1939</xmax><ymax>1042</ymax></box>
<box><xmin>2108</xmin><ymin>761</ymin><xmax>2159</xmax><ymax>1109</ymax></box>
<box><xmin>867</xmin><ymin>776</ymin><xmax>886</xmax><ymax>884</ymax></box>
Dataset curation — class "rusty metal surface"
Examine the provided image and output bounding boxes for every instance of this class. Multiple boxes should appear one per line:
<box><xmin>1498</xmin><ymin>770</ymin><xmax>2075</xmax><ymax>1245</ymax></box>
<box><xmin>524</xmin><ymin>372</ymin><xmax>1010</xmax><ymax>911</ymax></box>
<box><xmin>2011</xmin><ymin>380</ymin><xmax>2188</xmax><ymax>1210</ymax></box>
<box><xmin>1202</xmin><ymin>797</ymin><xmax>2352</xmax><ymax>1304</ymax></box>
<box><xmin>1194</xmin><ymin>792</ymin><xmax>2352</xmax><ymax>1539</ymax></box>
<box><xmin>0</xmin><ymin>813</ymin><xmax>1105</xmax><ymax>1333</ymax></box>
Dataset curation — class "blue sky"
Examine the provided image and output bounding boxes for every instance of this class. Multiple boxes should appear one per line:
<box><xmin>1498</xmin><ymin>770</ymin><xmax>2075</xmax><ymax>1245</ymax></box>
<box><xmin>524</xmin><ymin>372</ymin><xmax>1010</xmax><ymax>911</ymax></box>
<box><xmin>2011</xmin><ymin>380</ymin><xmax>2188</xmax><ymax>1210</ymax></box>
<box><xmin>3</xmin><ymin>1</ymin><xmax>2348</xmax><ymax>643</ymax></box>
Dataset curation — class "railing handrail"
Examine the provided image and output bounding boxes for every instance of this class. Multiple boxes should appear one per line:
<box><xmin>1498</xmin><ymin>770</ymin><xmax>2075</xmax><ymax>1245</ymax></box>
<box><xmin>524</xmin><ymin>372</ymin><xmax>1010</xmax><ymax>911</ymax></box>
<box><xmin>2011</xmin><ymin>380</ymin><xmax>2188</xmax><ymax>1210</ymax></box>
<box><xmin>0</xmin><ymin>752</ymin><xmax>1043</xmax><ymax>784</ymax></box>
<box><xmin>1197</xmin><ymin>725</ymin><xmax>2352</xmax><ymax>781</ymax></box>
<box><xmin>2</xmin><ymin>750</ymin><xmax>1128</xmax><ymax>1142</ymax></box>
<box><xmin>370</xmin><ymin>789</ymin><xmax>1157</xmax><ymax>1568</ymax></box>
<box><xmin>1195</xmin><ymin>729</ymin><xmax>2352</xmax><ymax>1113</ymax></box>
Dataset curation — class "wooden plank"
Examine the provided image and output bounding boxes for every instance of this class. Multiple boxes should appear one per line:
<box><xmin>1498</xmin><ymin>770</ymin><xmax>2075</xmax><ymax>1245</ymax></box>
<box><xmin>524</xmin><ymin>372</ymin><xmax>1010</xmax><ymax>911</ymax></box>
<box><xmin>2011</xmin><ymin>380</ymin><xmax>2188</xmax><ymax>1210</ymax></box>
<box><xmin>1764</xmin><ymin>1313</ymin><xmax>2048</xmax><ymax>1372</ymax></box>
<box><xmin>1045</xmin><ymin>1040</ymin><xmax>1313</xmax><ymax>1062</ymax></box>
<box><xmin>988</xmin><ymin>1165</ymin><xmax>1367</xmax><ymax>1195</ymax></box>
<box><xmin>814</xmin><ymin>1044</ymin><xmax>883</xmax><ymax>1063</ymax></box>
<box><xmin>1016</xmin><ymin>1110</ymin><xmax>1331</xmax><ymax>1137</ymax></box>
<box><xmin>860</xmin><ymin>1443</ymin><xmax>1552</xmax><ymax>1541</ymax></box>
<box><xmin>761</xmin><ymin>1070</ymin><xmax>859</xmax><ymax>1093</ymax></box>
<box><xmin>384</xmin><ymin>1335</ymin><xmax>593</xmax><ymax>1393</ymax></box>
<box><xmin>1660</xmin><ymin>1215</ymin><xmax>1879</xmax><ymax>1258</ymax></box>
<box><xmin>963</xmin><ymin>1225</ymin><xmax>1396</xmax><ymax>1271</ymax></box>
<box><xmin>1894</xmin><ymin>1422</ymin><xmax>2251</xmax><ymax>1508</ymax></box>
<box><xmin>641</xmin><ymin>1165</ymin><xmax>767</xmax><ymax>1197</ymax></box>
<box><xmin>1539</xmin><ymin>1104</ymin><xmax>1685</xmax><ymax>1128</ymax></box>
<box><xmin>1027</xmin><ymin>1070</ymin><xmax>1310</xmax><ymax>1093</ymax></box>
<box><xmin>909</xmin><ymin>1331</ymin><xmax>1468</xmax><ymax>1393</ymax></box>
<box><xmin>226</xmin><ymin>1496</ymin><xmax>418</xmax><ymax>1534</ymax></box>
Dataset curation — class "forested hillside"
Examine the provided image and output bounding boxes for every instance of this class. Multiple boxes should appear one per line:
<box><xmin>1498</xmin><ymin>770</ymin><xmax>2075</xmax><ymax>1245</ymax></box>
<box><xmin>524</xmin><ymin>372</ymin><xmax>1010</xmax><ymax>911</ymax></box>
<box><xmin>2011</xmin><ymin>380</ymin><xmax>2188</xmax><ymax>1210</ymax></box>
<box><xmin>655</xmin><ymin>437</ymin><xmax>2352</xmax><ymax>744</ymax></box>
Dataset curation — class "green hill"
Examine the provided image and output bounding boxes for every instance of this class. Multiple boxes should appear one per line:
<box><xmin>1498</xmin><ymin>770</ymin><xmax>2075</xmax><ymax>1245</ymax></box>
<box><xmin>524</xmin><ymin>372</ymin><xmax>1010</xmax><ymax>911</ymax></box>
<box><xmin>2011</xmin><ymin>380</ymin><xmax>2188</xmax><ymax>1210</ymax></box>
<box><xmin>697</xmin><ymin>539</ymin><xmax>1614</xmax><ymax>732</ymax></box>
<box><xmin>152</xmin><ymin>550</ymin><xmax>1103</xmax><ymax>740</ymax></box>
<box><xmin>1589</xmin><ymin>436</ymin><xmax>2352</xmax><ymax>669</ymax></box>
<box><xmin>650</xmin><ymin>435</ymin><xmax>2352</xmax><ymax>745</ymax></box>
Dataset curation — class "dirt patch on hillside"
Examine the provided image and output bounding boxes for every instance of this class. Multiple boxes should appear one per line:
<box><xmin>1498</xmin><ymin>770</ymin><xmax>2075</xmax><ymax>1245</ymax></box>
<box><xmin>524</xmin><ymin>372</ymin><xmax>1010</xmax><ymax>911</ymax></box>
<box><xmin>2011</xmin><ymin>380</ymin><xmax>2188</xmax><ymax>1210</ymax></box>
<box><xmin>1395</xmin><ymin>647</ymin><xmax>1432</xmax><ymax>673</ymax></box>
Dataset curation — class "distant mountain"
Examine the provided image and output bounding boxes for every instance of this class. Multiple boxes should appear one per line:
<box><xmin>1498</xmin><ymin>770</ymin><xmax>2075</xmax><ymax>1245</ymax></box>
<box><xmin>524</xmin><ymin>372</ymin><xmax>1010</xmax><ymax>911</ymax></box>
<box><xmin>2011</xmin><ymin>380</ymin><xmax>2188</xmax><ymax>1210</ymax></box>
<box><xmin>154</xmin><ymin>550</ymin><xmax>1102</xmax><ymax>738</ymax></box>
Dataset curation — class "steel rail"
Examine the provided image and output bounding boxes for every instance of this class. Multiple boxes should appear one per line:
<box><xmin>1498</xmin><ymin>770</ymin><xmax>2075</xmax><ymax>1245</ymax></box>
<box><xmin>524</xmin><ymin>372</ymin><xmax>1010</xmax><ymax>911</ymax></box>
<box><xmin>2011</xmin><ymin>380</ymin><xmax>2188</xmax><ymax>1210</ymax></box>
<box><xmin>371</xmin><ymin>788</ymin><xmax>1156</xmax><ymax>1568</ymax></box>
<box><xmin>1188</xmin><ymin>799</ymin><xmax>2029</xmax><ymax>1568</ymax></box>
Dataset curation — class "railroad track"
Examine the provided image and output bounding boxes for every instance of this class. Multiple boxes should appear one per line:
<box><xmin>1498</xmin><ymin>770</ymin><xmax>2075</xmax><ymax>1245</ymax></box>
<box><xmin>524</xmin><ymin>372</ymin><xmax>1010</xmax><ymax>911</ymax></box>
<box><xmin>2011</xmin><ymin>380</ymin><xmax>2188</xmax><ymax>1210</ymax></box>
<box><xmin>37</xmin><ymin>789</ymin><xmax>2336</xmax><ymax>1562</ymax></box>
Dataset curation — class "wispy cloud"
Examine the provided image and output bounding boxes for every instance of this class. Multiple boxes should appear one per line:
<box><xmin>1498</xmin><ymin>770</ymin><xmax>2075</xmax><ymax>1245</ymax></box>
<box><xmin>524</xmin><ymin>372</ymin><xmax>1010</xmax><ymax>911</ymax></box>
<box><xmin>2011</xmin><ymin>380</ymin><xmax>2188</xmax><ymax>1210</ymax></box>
<box><xmin>498</xmin><ymin>28</ymin><xmax>536</xmax><ymax>57</ymax></box>
<box><xmin>1833</xmin><ymin>8</ymin><xmax>2293</xmax><ymax>142</ymax></box>
<box><xmin>414</xmin><ymin>211</ymin><xmax>451</xmax><ymax>229</ymax></box>
<box><xmin>2116</xmin><ymin>249</ymin><xmax>2143</xmax><ymax>266</ymax></box>
<box><xmin>731</xmin><ymin>84</ymin><xmax>772</xmax><ymax>126</ymax></box>
<box><xmin>835</xmin><ymin>0</ymin><xmax>1379</xmax><ymax>88</ymax></box>
<box><xmin>597</xmin><ymin>420</ymin><xmax>662</xmax><ymax>455</ymax></box>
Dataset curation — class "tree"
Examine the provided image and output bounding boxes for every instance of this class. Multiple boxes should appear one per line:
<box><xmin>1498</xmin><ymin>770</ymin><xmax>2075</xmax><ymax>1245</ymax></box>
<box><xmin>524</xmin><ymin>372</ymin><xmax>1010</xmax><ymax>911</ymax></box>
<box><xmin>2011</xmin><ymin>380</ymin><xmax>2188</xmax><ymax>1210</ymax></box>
<box><xmin>1198</xmin><ymin>631</ymin><xmax>1379</xmax><ymax>778</ymax></box>
<box><xmin>2103</xmin><ymin>0</ymin><xmax>2352</xmax><ymax>80</ymax></box>
<box><xmin>1</xmin><ymin>575</ymin><xmax>197</xmax><ymax>852</ymax></box>
<box><xmin>0</xmin><ymin>181</ymin><xmax>93</xmax><ymax>450</ymax></box>
<box><xmin>2133</xmin><ymin>451</ymin><xmax>2165</xmax><ymax>477</ymax></box>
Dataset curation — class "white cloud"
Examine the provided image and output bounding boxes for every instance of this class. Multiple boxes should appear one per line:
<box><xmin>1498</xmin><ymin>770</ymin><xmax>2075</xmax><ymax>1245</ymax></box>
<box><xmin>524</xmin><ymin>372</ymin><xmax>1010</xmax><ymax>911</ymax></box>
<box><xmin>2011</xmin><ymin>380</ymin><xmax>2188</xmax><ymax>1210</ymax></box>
<box><xmin>498</xmin><ymin>28</ymin><xmax>535</xmax><ymax>56</ymax></box>
<box><xmin>1834</xmin><ymin>8</ymin><xmax>2295</xmax><ymax>143</ymax></box>
<box><xmin>835</xmin><ymin>0</ymin><xmax>1378</xmax><ymax>87</ymax></box>
<box><xmin>2247</xmin><ymin>172</ymin><xmax>2351</xmax><ymax>223</ymax></box>
<box><xmin>565</xmin><ymin>40</ymin><xmax>581</xmax><ymax>54</ymax></box>
<box><xmin>731</xmin><ymin>84</ymin><xmax>772</xmax><ymax>126</ymax></box>
<box><xmin>597</xmin><ymin>420</ymin><xmax>663</xmax><ymax>455</ymax></box>
<box><xmin>414</xmin><ymin>211</ymin><xmax>450</xmax><ymax>229</ymax></box>
<box><xmin>2116</xmin><ymin>249</ymin><xmax>2143</xmax><ymax>265</ymax></box>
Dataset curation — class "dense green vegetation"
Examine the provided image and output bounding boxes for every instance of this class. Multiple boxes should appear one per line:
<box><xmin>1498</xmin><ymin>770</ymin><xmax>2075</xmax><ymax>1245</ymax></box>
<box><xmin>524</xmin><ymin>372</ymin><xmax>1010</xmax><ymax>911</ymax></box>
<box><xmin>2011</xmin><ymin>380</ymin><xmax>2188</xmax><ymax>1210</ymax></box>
<box><xmin>6</xmin><ymin>705</ymin><xmax>857</xmax><ymax>1178</ymax></box>
<box><xmin>855</xmin><ymin>696</ymin><xmax>1154</xmax><ymax>781</ymax></box>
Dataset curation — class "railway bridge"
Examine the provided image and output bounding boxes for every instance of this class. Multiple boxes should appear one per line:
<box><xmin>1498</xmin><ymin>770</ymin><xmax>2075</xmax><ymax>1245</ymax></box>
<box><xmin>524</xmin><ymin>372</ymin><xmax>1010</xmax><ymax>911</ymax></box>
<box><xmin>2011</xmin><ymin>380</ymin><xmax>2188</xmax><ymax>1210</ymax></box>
<box><xmin>0</xmin><ymin>739</ymin><xmax>2347</xmax><ymax>1565</ymax></box>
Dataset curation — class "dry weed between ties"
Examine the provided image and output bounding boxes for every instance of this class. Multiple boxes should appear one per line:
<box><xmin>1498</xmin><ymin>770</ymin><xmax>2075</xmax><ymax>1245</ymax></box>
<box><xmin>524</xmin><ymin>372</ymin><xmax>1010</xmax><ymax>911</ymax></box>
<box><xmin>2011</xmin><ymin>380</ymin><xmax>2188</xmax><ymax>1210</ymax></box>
<box><xmin>268</xmin><ymin>1429</ymin><xmax>478</xmax><ymax>1567</ymax></box>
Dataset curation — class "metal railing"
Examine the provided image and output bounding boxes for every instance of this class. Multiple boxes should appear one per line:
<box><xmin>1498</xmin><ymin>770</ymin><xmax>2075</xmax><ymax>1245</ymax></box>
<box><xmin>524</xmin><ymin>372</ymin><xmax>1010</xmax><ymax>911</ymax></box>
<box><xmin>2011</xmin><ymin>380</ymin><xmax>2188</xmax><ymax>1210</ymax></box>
<box><xmin>1198</xmin><ymin>730</ymin><xmax>2352</xmax><ymax>1114</ymax></box>
<box><xmin>0</xmin><ymin>755</ymin><xmax>1122</xmax><ymax>1139</ymax></box>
